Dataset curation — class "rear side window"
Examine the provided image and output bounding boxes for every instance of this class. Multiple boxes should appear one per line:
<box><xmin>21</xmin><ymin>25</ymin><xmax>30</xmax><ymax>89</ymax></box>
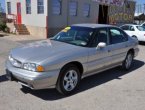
<box><xmin>120</xmin><ymin>25</ymin><xmax>129</xmax><ymax>30</ymax></box>
<box><xmin>109</xmin><ymin>28</ymin><xmax>128</xmax><ymax>44</ymax></box>
<box><xmin>136</xmin><ymin>26</ymin><xmax>145</xmax><ymax>31</ymax></box>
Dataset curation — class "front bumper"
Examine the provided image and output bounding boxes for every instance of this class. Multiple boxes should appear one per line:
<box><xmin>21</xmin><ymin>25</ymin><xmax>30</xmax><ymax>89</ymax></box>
<box><xmin>5</xmin><ymin>61</ymin><xmax>60</xmax><ymax>90</ymax></box>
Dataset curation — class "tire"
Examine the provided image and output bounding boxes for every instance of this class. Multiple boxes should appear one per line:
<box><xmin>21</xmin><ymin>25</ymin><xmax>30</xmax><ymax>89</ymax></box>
<box><xmin>122</xmin><ymin>52</ymin><xmax>134</xmax><ymax>70</ymax></box>
<box><xmin>21</xmin><ymin>85</ymin><xmax>30</xmax><ymax>90</ymax></box>
<box><xmin>132</xmin><ymin>35</ymin><xmax>138</xmax><ymax>40</ymax></box>
<box><xmin>56</xmin><ymin>64</ymin><xmax>81</xmax><ymax>95</ymax></box>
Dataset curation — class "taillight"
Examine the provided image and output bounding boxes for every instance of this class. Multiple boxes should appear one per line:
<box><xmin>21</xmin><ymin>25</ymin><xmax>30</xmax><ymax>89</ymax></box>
<box><xmin>144</xmin><ymin>34</ymin><xmax>145</xmax><ymax>36</ymax></box>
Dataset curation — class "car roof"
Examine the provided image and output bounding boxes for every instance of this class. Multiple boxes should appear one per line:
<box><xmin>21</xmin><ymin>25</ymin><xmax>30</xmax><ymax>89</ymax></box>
<box><xmin>122</xmin><ymin>24</ymin><xmax>141</xmax><ymax>26</ymax></box>
<box><xmin>72</xmin><ymin>23</ymin><xmax>117</xmax><ymax>29</ymax></box>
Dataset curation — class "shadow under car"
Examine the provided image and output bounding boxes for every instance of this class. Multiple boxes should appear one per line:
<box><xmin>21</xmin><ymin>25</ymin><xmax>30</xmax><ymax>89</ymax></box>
<box><xmin>19</xmin><ymin>59</ymin><xmax>144</xmax><ymax>100</ymax></box>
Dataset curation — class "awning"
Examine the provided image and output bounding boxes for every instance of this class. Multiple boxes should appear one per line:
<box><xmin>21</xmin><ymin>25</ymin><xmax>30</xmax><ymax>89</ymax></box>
<box><xmin>134</xmin><ymin>13</ymin><xmax>145</xmax><ymax>20</ymax></box>
<box><xmin>92</xmin><ymin>0</ymin><xmax>125</xmax><ymax>6</ymax></box>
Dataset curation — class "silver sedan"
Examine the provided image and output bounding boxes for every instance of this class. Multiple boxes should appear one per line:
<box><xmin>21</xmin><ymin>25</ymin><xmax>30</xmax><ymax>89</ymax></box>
<box><xmin>6</xmin><ymin>24</ymin><xmax>139</xmax><ymax>95</ymax></box>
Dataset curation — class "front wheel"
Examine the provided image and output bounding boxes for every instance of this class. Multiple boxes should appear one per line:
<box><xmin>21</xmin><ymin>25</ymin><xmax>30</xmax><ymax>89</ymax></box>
<box><xmin>56</xmin><ymin>65</ymin><xmax>81</xmax><ymax>95</ymax></box>
<box><xmin>122</xmin><ymin>52</ymin><xmax>134</xmax><ymax>70</ymax></box>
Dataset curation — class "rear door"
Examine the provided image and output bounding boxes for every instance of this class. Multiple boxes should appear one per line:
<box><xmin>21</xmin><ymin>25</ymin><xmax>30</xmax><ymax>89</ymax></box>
<box><xmin>121</xmin><ymin>25</ymin><xmax>135</xmax><ymax>37</ymax></box>
<box><xmin>108</xmin><ymin>28</ymin><xmax>129</xmax><ymax>65</ymax></box>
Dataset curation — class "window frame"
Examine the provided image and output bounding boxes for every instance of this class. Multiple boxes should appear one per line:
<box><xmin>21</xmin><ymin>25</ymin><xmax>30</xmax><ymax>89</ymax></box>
<box><xmin>109</xmin><ymin>27</ymin><xmax>128</xmax><ymax>45</ymax></box>
<box><xmin>69</xmin><ymin>1</ymin><xmax>78</xmax><ymax>16</ymax></box>
<box><xmin>7</xmin><ymin>2</ymin><xmax>11</xmax><ymax>14</ymax></box>
<box><xmin>83</xmin><ymin>3</ymin><xmax>90</xmax><ymax>17</ymax></box>
<box><xmin>37</xmin><ymin>0</ymin><xmax>44</xmax><ymax>14</ymax></box>
<box><xmin>52</xmin><ymin>0</ymin><xmax>62</xmax><ymax>15</ymax></box>
<box><xmin>26</xmin><ymin>0</ymin><xmax>31</xmax><ymax>14</ymax></box>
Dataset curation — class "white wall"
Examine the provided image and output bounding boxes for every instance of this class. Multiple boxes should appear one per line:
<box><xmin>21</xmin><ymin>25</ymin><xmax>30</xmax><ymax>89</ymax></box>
<box><xmin>6</xmin><ymin>0</ymin><xmax>19</xmax><ymax>15</ymax></box>
<box><xmin>21</xmin><ymin>0</ymin><xmax>47</xmax><ymax>27</ymax></box>
<box><xmin>6</xmin><ymin>0</ymin><xmax>47</xmax><ymax>27</ymax></box>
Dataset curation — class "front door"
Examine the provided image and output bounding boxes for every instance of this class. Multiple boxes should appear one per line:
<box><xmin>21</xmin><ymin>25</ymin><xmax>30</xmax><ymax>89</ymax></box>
<box><xmin>87</xmin><ymin>28</ymin><xmax>112</xmax><ymax>74</ymax></box>
<box><xmin>17</xmin><ymin>2</ymin><xmax>21</xmax><ymax>24</ymax></box>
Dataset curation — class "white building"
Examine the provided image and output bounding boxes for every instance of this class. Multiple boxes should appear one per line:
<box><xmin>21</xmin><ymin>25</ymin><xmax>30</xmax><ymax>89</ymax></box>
<box><xmin>5</xmin><ymin>0</ymin><xmax>135</xmax><ymax>38</ymax></box>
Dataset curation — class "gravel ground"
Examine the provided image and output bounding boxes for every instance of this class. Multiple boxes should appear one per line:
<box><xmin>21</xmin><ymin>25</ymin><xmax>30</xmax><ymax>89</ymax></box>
<box><xmin>0</xmin><ymin>35</ymin><xmax>145</xmax><ymax>110</ymax></box>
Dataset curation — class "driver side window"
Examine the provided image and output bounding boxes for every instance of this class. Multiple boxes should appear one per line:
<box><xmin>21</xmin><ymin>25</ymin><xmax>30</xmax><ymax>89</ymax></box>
<box><xmin>92</xmin><ymin>28</ymin><xmax>108</xmax><ymax>47</ymax></box>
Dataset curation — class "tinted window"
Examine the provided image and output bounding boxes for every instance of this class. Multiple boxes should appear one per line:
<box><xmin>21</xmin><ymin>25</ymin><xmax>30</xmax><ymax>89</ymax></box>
<box><xmin>109</xmin><ymin>28</ymin><xmax>128</xmax><ymax>44</ymax></box>
<box><xmin>121</xmin><ymin>25</ymin><xmax>129</xmax><ymax>30</ymax></box>
<box><xmin>92</xmin><ymin>28</ymin><xmax>108</xmax><ymax>47</ymax></box>
<box><xmin>52</xmin><ymin>26</ymin><xmax>94</xmax><ymax>47</ymax></box>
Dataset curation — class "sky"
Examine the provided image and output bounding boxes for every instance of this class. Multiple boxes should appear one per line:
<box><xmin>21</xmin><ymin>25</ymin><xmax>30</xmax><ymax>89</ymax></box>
<box><xmin>136</xmin><ymin>0</ymin><xmax>145</xmax><ymax>5</ymax></box>
<box><xmin>0</xmin><ymin>0</ymin><xmax>5</xmax><ymax>12</ymax></box>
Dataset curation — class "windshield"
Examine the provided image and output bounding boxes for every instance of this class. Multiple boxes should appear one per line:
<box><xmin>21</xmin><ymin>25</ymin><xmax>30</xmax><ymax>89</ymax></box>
<box><xmin>51</xmin><ymin>26</ymin><xmax>94</xmax><ymax>47</ymax></box>
<box><xmin>136</xmin><ymin>26</ymin><xmax>145</xmax><ymax>31</ymax></box>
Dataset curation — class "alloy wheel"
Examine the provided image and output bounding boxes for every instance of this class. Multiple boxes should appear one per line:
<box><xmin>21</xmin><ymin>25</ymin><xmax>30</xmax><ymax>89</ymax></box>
<box><xmin>125</xmin><ymin>54</ymin><xmax>133</xmax><ymax>69</ymax></box>
<box><xmin>63</xmin><ymin>70</ymin><xmax>78</xmax><ymax>92</ymax></box>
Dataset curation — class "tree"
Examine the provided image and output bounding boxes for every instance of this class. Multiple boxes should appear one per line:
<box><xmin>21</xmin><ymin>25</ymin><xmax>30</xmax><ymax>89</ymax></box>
<box><xmin>0</xmin><ymin>3</ymin><xmax>5</xmax><ymax>25</ymax></box>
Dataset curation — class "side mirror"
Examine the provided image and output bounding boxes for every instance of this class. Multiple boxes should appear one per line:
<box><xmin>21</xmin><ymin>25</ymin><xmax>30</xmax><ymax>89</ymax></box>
<box><xmin>97</xmin><ymin>42</ymin><xmax>106</xmax><ymax>48</ymax></box>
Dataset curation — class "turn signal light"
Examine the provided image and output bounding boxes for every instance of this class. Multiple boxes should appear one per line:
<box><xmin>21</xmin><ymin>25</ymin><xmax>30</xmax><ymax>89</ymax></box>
<box><xmin>36</xmin><ymin>65</ymin><xmax>44</xmax><ymax>72</ymax></box>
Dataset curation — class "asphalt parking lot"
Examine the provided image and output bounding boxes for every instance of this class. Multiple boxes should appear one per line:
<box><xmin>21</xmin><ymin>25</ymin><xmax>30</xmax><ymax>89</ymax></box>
<box><xmin>0</xmin><ymin>35</ymin><xmax>145</xmax><ymax>110</ymax></box>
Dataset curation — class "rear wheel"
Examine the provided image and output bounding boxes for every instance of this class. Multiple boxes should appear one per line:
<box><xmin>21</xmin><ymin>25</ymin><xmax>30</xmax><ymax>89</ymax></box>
<box><xmin>122</xmin><ymin>52</ymin><xmax>134</xmax><ymax>70</ymax></box>
<box><xmin>56</xmin><ymin>64</ymin><xmax>81</xmax><ymax>95</ymax></box>
<box><xmin>132</xmin><ymin>35</ymin><xmax>138</xmax><ymax>40</ymax></box>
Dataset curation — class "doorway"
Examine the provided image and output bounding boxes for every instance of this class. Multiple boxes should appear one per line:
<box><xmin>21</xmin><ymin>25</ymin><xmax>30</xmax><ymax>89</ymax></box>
<box><xmin>17</xmin><ymin>2</ymin><xmax>22</xmax><ymax>24</ymax></box>
<box><xmin>98</xmin><ymin>5</ymin><xmax>108</xmax><ymax>24</ymax></box>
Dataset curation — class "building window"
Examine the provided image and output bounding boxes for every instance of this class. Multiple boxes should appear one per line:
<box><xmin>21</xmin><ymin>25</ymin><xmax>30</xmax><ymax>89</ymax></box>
<box><xmin>26</xmin><ymin>0</ymin><xmax>31</xmax><ymax>14</ymax></box>
<box><xmin>37</xmin><ymin>0</ymin><xmax>44</xmax><ymax>14</ymax></box>
<box><xmin>52</xmin><ymin>0</ymin><xmax>61</xmax><ymax>15</ymax></box>
<box><xmin>69</xmin><ymin>1</ymin><xmax>77</xmax><ymax>16</ymax></box>
<box><xmin>83</xmin><ymin>3</ymin><xmax>90</xmax><ymax>17</ymax></box>
<box><xmin>7</xmin><ymin>2</ymin><xmax>11</xmax><ymax>14</ymax></box>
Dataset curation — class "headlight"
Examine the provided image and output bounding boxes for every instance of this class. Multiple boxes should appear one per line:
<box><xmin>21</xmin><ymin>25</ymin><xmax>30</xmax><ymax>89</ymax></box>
<box><xmin>9</xmin><ymin>55</ymin><xmax>22</xmax><ymax>68</ymax></box>
<box><xmin>23</xmin><ymin>63</ymin><xmax>44</xmax><ymax>72</ymax></box>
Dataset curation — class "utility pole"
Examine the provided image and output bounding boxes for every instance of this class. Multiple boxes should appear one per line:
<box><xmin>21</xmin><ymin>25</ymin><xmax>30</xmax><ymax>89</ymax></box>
<box><xmin>144</xmin><ymin>4</ymin><xmax>145</xmax><ymax>14</ymax></box>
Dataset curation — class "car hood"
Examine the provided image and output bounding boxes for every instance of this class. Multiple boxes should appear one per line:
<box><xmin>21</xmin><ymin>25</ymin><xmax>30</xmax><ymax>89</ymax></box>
<box><xmin>10</xmin><ymin>40</ymin><xmax>81</xmax><ymax>64</ymax></box>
